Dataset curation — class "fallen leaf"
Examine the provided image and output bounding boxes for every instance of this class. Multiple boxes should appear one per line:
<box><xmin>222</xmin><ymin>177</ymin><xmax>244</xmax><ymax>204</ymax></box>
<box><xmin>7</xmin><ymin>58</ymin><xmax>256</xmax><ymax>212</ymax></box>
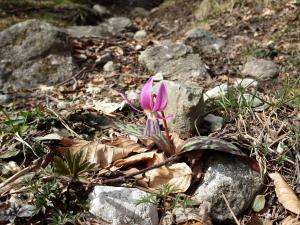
<box><xmin>58</xmin><ymin>137</ymin><xmax>147</xmax><ymax>168</ymax></box>
<box><xmin>252</xmin><ymin>195</ymin><xmax>266</xmax><ymax>212</ymax></box>
<box><xmin>113</xmin><ymin>151</ymin><xmax>158</xmax><ymax>168</ymax></box>
<box><xmin>281</xmin><ymin>216</ymin><xmax>300</xmax><ymax>225</ymax></box>
<box><xmin>142</xmin><ymin>162</ymin><xmax>192</xmax><ymax>193</ymax></box>
<box><xmin>269</xmin><ymin>172</ymin><xmax>300</xmax><ymax>214</ymax></box>
<box><xmin>84</xmin><ymin>100</ymin><xmax>124</xmax><ymax>116</ymax></box>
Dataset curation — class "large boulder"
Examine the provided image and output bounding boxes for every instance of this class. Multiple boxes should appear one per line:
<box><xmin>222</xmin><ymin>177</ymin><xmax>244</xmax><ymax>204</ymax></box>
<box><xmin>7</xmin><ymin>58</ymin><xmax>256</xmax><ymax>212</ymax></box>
<box><xmin>89</xmin><ymin>186</ymin><xmax>159</xmax><ymax>225</ymax></box>
<box><xmin>192</xmin><ymin>154</ymin><xmax>264</xmax><ymax>223</ymax></box>
<box><xmin>0</xmin><ymin>20</ymin><xmax>78</xmax><ymax>90</ymax></box>
<box><xmin>139</xmin><ymin>43</ymin><xmax>210</xmax><ymax>85</ymax></box>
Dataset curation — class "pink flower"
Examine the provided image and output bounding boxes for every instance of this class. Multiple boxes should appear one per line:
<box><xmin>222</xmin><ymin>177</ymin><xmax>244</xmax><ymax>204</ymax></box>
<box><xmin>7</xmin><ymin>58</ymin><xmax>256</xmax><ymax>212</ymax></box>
<box><xmin>121</xmin><ymin>77</ymin><xmax>169</xmax><ymax>136</ymax></box>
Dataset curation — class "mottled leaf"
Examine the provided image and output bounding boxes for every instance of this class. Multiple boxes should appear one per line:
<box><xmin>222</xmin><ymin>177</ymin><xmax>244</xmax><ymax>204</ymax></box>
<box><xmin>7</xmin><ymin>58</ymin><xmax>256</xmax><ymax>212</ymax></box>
<box><xmin>176</xmin><ymin>136</ymin><xmax>245</xmax><ymax>157</ymax></box>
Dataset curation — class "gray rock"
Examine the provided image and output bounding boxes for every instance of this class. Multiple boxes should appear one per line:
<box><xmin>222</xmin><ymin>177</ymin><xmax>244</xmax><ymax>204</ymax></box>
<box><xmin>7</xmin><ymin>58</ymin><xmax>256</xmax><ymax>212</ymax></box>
<box><xmin>130</xmin><ymin>7</ymin><xmax>150</xmax><ymax>17</ymax></box>
<box><xmin>238</xmin><ymin>93</ymin><xmax>263</xmax><ymax>108</ymax></box>
<box><xmin>92</xmin><ymin>4</ymin><xmax>111</xmax><ymax>16</ymax></box>
<box><xmin>0</xmin><ymin>94</ymin><xmax>10</xmax><ymax>105</ymax></box>
<box><xmin>89</xmin><ymin>186</ymin><xmax>159</xmax><ymax>225</ymax></box>
<box><xmin>139</xmin><ymin>43</ymin><xmax>210</xmax><ymax>84</ymax></box>
<box><xmin>203</xmin><ymin>114</ymin><xmax>224</xmax><ymax>132</ymax></box>
<box><xmin>241</xmin><ymin>58</ymin><xmax>279</xmax><ymax>80</ymax></box>
<box><xmin>192</xmin><ymin>154</ymin><xmax>264</xmax><ymax>223</ymax></box>
<box><xmin>107</xmin><ymin>17</ymin><xmax>134</xmax><ymax>34</ymax></box>
<box><xmin>65</xmin><ymin>24</ymin><xmax>110</xmax><ymax>38</ymax></box>
<box><xmin>184</xmin><ymin>28</ymin><xmax>225</xmax><ymax>54</ymax></box>
<box><xmin>0</xmin><ymin>20</ymin><xmax>78</xmax><ymax>90</ymax></box>
<box><xmin>134</xmin><ymin>30</ymin><xmax>147</xmax><ymax>40</ymax></box>
<box><xmin>154</xmin><ymin>80</ymin><xmax>204</xmax><ymax>137</ymax></box>
<box><xmin>103</xmin><ymin>61</ymin><xmax>115</xmax><ymax>72</ymax></box>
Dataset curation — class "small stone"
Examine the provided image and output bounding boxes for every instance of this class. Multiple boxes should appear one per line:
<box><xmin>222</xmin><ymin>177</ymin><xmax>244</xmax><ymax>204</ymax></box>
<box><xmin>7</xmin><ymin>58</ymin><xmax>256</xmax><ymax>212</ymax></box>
<box><xmin>103</xmin><ymin>61</ymin><xmax>115</xmax><ymax>72</ymax></box>
<box><xmin>134</xmin><ymin>30</ymin><xmax>147</xmax><ymax>40</ymax></box>
<box><xmin>192</xmin><ymin>154</ymin><xmax>264</xmax><ymax>223</ymax></box>
<box><xmin>57</xmin><ymin>101</ymin><xmax>68</xmax><ymax>109</ymax></box>
<box><xmin>203</xmin><ymin>114</ymin><xmax>224</xmax><ymax>132</ymax></box>
<box><xmin>0</xmin><ymin>94</ymin><xmax>10</xmax><ymax>104</ymax></box>
<box><xmin>130</xmin><ymin>7</ymin><xmax>150</xmax><ymax>17</ymax></box>
<box><xmin>135</xmin><ymin>44</ymin><xmax>143</xmax><ymax>50</ymax></box>
<box><xmin>89</xmin><ymin>186</ymin><xmax>159</xmax><ymax>225</ymax></box>
<box><xmin>238</xmin><ymin>93</ymin><xmax>263</xmax><ymax>108</ymax></box>
<box><xmin>154</xmin><ymin>80</ymin><xmax>204</xmax><ymax>137</ymax></box>
<box><xmin>184</xmin><ymin>28</ymin><xmax>225</xmax><ymax>54</ymax></box>
<box><xmin>92</xmin><ymin>4</ymin><xmax>110</xmax><ymax>16</ymax></box>
<box><xmin>66</xmin><ymin>24</ymin><xmax>110</xmax><ymax>38</ymax></box>
<box><xmin>203</xmin><ymin>83</ymin><xmax>228</xmax><ymax>101</ymax></box>
<box><xmin>234</xmin><ymin>78</ymin><xmax>258</xmax><ymax>88</ymax></box>
<box><xmin>242</xmin><ymin>58</ymin><xmax>279</xmax><ymax>80</ymax></box>
<box><xmin>107</xmin><ymin>17</ymin><xmax>134</xmax><ymax>34</ymax></box>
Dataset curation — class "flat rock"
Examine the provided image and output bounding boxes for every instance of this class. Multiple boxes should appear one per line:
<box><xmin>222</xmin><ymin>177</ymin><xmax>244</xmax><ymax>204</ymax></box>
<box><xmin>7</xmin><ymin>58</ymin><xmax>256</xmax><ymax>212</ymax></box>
<box><xmin>154</xmin><ymin>80</ymin><xmax>204</xmax><ymax>137</ymax></box>
<box><xmin>66</xmin><ymin>24</ymin><xmax>110</xmax><ymax>38</ymax></box>
<box><xmin>89</xmin><ymin>186</ymin><xmax>159</xmax><ymax>225</ymax></box>
<box><xmin>0</xmin><ymin>20</ymin><xmax>78</xmax><ymax>90</ymax></box>
<box><xmin>107</xmin><ymin>17</ymin><xmax>135</xmax><ymax>34</ymax></box>
<box><xmin>66</xmin><ymin>17</ymin><xmax>134</xmax><ymax>38</ymax></box>
<box><xmin>139</xmin><ymin>43</ymin><xmax>210</xmax><ymax>84</ymax></box>
<box><xmin>192</xmin><ymin>154</ymin><xmax>264</xmax><ymax>223</ymax></box>
<box><xmin>241</xmin><ymin>58</ymin><xmax>279</xmax><ymax>80</ymax></box>
<box><xmin>184</xmin><ymin>28</ymin><xmax>225</xmax><ymax>54</ymax></box>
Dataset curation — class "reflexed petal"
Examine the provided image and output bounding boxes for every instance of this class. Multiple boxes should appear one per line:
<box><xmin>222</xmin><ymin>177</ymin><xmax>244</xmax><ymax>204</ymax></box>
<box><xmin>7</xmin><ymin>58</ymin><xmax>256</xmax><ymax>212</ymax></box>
<box><xmin>120</xmin><ymin>93</ymin><xmax>143</xmax><ymax>112</ymax></box>
<box><xmin>140</xmin><ymin>77</ymin><xmax>153</xmax><ymax>110</ymax></box>
<box><xmin>152</xmin><ymin>82</ymin><xmax>168</xmax><ymax>112</ymax></box>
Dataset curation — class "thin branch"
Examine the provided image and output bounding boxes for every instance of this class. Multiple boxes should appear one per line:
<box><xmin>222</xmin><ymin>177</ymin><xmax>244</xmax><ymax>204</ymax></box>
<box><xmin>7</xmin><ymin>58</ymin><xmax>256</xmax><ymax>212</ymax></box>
<box><xmin>101</xmin><ymin>155</ymin><xmax>179</xmax><ymax>185</ymax></box>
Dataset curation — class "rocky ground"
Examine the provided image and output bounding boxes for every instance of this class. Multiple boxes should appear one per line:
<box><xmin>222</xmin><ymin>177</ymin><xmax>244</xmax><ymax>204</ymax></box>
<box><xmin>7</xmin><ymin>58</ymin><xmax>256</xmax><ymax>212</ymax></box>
<box><xmin>0</xmin><ymin>0</ymin><xmax>299</xmax><ymax>225</ymax></box>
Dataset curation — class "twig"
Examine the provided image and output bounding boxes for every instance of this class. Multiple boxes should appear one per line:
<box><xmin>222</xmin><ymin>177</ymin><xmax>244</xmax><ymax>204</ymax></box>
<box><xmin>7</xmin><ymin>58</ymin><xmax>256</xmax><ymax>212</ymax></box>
<box><xmin>47</xmin><ymin>108</ymin><xmax>82</xmax><ymax>139</ymax></box>
<box><xmin>101</xmin><ymin>155</ymin><xmax>179</xmax><ymax>185</ymax></box>
<box><xmin>221</xmin><ymin>193</ymin><xmax>240</xmax><ymax>225</ymax></box>
<box><xmin>55</xmin><ymin>67</ymin><xmax>87</xmax><ymax>87</ymax></box>
<box><xmin>0</xmin><ymin>153</ymin><xmax>54</xmax><ymax>192</ymax></box>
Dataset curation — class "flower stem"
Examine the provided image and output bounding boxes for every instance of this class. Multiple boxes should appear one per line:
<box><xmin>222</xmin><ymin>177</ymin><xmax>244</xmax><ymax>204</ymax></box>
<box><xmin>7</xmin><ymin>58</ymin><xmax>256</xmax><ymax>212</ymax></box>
<box><xmin>160</xmin><ymin>111</ymin><xmax>175</xmax><ymax>156</ymax></box>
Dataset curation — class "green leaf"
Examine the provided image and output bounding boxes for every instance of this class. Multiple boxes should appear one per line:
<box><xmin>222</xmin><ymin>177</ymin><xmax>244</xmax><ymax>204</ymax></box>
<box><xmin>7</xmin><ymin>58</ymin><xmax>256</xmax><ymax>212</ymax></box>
<box><xmin>176</xmin><ymin>136</ymin><xmax>246</xmax><ymax>157</ymax></box>
<box><xmin>113</xmin><ymin>120</ymin><xmax>144</xmax><ymax>138</ymax></box>
<box><xmin>252</xmin><ymin>195</ymin><xmax>266</xmax><ymax>212</ymax></box>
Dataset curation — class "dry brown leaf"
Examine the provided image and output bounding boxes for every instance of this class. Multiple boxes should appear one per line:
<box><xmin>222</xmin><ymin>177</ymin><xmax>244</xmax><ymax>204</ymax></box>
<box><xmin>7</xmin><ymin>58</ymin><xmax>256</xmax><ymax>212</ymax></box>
<box><xmin>281</xmin><ymin>216</ymin><xmax>300</xmax><ymax>225</ymax></box>
<box><xmin>113</xmin><ymin>151</ymin><xmax>160</xmax><ymax>168</ymax></box>
<box><xmin>58</xmin><ymin>137</ymin><xmax>147</xmax><ymax>168</ymax></box>
<box><xmin>141</xmin><ymin>162</ymin><xmax>192</xmax><ymax>193</ymax></box>
<box><xmin>269</xmin><ymin>172</ymin><xmax>300</xmax><ymax>215</ymax></box>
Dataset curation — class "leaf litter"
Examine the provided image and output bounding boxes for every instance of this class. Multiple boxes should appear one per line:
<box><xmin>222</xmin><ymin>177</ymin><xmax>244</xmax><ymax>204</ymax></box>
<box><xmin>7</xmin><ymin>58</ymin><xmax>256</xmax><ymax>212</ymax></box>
<box><xmin>0</xmin><ymin>0</ymin><xmax>299</xmax><ymax>224</ymax></box>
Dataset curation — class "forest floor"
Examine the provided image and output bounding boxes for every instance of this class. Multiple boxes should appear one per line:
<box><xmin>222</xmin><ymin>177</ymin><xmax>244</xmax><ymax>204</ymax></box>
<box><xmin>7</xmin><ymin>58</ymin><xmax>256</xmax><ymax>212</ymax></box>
<box><xmin>0</xmin><ymin>0</ymin><xmax>299</xmax><ymax>224</ymax></box>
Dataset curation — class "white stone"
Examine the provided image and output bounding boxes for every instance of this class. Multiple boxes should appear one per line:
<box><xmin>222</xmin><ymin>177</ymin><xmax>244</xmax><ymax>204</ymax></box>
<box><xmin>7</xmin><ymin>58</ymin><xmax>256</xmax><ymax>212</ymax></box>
<box><xmin>134</xmin><ymin>30</ymin><xmax>147</xmax><ymax>40</ymax></box>
<box><xmin>238</xmin><ymin>93</ymin><xmax>263</xmax><ymax>107</ymax></box>
<box><xmin>234</xmin><ymin>78</ymin><xmax>258</xmax><ymax>89</ymax></box>
<box><xmin>92</xmin><ymin>4</ymin><xmax>110</xmax><ymax>16</ymax></box>
<box><xmin>203</xmin><ymin>83</ymin><xmax>228</xmax><ymax>101</ymax></box>
<box><xmin>103</xmin><ymin>61</ymin><xmax>115</xmax><ymax>72</ymax></box>
<box><xmin>89</xmin><ymin>186</ymin><xmax>159</xmax><ymax>225</ymax></box>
